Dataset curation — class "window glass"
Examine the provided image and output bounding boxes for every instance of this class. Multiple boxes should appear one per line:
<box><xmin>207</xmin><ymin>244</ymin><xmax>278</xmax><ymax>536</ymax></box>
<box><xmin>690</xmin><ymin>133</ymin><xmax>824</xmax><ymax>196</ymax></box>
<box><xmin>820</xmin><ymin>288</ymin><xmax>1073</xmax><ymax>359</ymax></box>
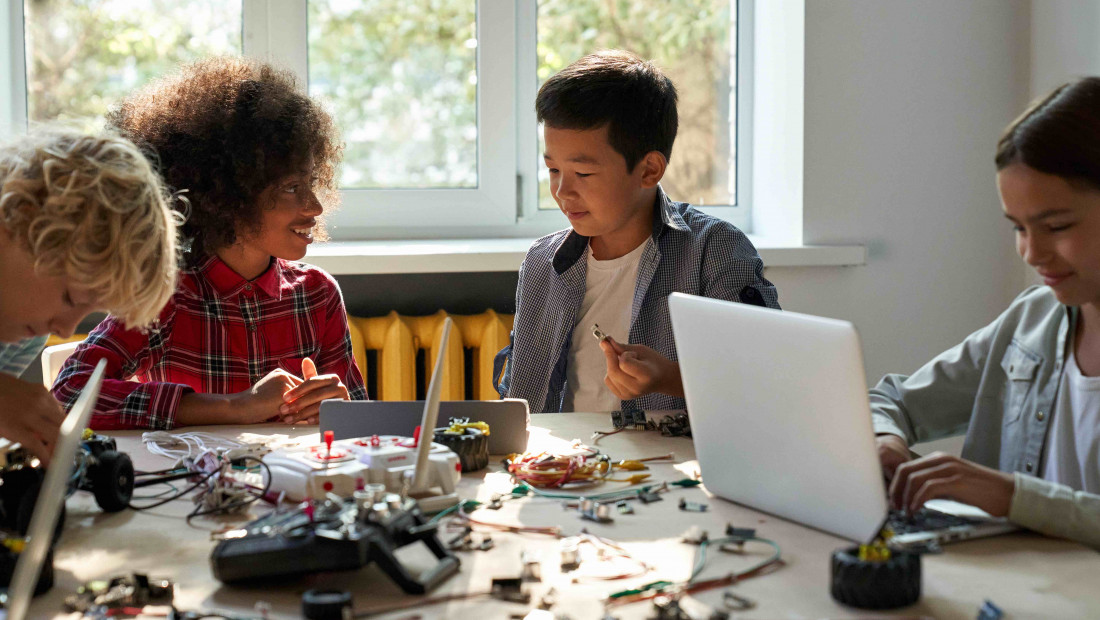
<box><xmin>24</xmin><ymin>0</ymin><xmax>242</xmax><ymax>129</ymax></box>
<box><xmin>308</xmin><ymin>0</ymin><xmax>478</xmax><ymax>189</ymax></box>
<box><xmin>537</xmin><ymin>0</ymin><xmax>737</xmax><ymax>210</ymax></box>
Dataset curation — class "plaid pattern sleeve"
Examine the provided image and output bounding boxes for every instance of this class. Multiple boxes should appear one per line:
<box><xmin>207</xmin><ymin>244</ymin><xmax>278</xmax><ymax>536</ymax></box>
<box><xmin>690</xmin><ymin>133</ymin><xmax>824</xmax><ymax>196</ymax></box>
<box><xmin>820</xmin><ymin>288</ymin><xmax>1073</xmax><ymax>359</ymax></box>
<box><xmin>0</xmin><ymin>336</ymin><xmax>48</xmax><ymax>378</ymax></box>
<box><xmin>497</xmin><ymin>186</ymin><xmax>780</xmax><ymax>414</ymax></box>
<box><xmin>52</xmin><ymin>302</ymin><xmax>186</xmax><ymax>431</ymax></box>
<box><xmin>51</xmin><ymin>255</ymin><xmax>366</xmax><ymax>430</ymax></box>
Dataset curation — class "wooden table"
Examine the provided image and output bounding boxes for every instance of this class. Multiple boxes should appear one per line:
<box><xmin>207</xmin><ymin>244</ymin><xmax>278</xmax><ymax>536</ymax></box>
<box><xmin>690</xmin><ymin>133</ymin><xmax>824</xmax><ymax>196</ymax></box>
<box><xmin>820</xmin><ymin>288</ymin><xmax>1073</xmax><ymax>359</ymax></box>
<box><xmin>30</xmin><ymin>412</ymin><xmax>1100</xmax><ymax>618</ymax></box>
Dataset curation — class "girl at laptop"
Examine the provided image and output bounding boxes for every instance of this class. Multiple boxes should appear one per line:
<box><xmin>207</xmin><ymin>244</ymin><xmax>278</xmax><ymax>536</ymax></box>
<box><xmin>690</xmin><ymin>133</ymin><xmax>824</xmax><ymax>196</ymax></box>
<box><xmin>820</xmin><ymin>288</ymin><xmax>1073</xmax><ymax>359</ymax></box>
<box><xmin>51</xmin><ymin>58</ymin><xmax>367</xmax><ymax>430</ymax></box>
<box><xmin>872</xmin><ymin>77</ymin><xmax>1100</xmax><ymax>549</ymax></box>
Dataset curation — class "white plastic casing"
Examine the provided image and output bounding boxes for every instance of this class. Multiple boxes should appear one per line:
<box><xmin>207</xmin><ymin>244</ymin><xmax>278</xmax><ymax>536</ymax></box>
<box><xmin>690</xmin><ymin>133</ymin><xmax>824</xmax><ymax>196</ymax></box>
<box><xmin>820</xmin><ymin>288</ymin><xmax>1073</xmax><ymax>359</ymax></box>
<box><xmin>262</xmin><ymin>435</ymin><xmax>461</xmax><ymax>508</ymax></box>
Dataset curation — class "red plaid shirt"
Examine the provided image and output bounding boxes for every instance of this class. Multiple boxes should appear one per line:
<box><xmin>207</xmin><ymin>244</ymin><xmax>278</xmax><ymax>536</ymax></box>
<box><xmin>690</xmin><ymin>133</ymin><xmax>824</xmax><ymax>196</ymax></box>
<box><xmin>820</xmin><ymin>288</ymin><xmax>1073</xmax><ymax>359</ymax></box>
<box><xmin>52</xmin><ymin>254</ymin><xmax>367</xmax><ymax>430</ymax></box>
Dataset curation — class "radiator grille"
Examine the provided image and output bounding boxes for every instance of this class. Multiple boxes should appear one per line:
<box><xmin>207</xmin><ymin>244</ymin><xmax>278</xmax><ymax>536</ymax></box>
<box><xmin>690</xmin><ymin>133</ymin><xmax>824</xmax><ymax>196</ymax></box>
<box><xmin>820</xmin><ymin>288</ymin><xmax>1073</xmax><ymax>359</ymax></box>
<box><xmin>347</xmin><ymin>310</ymin><xmax>514</xmax><ymax>401</ymax></box>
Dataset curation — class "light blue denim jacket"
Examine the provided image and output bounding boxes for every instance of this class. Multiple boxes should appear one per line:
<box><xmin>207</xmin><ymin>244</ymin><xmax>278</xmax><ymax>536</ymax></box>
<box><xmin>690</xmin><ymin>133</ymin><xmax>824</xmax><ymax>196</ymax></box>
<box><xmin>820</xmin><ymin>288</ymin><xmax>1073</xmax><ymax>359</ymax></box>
<box><xmin>871</xmin><ymin>286</ymin><xmax>1100</xmax><ymax>549</ymax></box>
<box><xmin>0</xmin><ymin>335</ymin><xmax>47</xmax><ymax>378</ymax></box>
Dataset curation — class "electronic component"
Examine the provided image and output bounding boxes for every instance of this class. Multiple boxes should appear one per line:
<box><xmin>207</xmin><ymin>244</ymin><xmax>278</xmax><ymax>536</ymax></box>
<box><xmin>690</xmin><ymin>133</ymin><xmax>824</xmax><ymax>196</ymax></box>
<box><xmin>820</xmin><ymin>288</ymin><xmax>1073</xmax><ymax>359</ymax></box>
<box><xmin>591</xmin><ymin>323</ymin><xmax>608</xmax><ymax>342</ymax></box>
<box><xmin>678</xmin><ymin>498</ymin><xmax>708</xmax><ymax>512</ymax></box>
<box><xmin>578</xmin><ymin>500</ymin><xmax>613</xmax><ymax>524</ymax></box>
<box><xmin>520</xmin><ymin>550</ymin><xmax>542</xmax><ymax>582</ymax></box>
<box><xmin>302</xmin><ymin>589</ymin><xmax>353</xmax><ymax>620</ymax></box>
<box><xmin>610</xmin><ymin>410</ymin><xmax>649</xmax><ymax>430</ymax></box>
<box><xmin>560</xmin><ymin>538</ymin><xmax>580</xmax><ymax>571</ymax></box>
<box><xmin>490</xmin><ymin>577</ymin><xmax>530</xmax><ymax>604</ymax></box>
<box><xmin>63</xmin><ymin>573</ymin><xmax>173</xmax><ymax>614</ymax></box>
<box><xmin>657</xmin><ymin>412</ymin><xmax>692</xmax><ymax>438</ymax></box>
<box><xmin>447</xmin><ymin>527</ymin><xmax>494</xmax><ymax>552</ymax></box>
<box><xmin>211</xmin><ymin>490</ymin><xmax>459</xmax><ymax>594</ymax></box>
<box><xmin>262</xmin><ymin>431</ymin><xmax>461</xmax><ymax>513</ymax></box>
<box><xmin>680</xmin><ymin>527</ymin><xmax>708</xmax><ymax>545</ymax></box>
<box><xmin>725</xmin><ymin>525</ymin><xmax>756</xmax><ymax>539</ymax></box>
<box><xmin>433</xmin><ymin>418</ymin><xmax>490</xmax><ymax>472</ymax></box>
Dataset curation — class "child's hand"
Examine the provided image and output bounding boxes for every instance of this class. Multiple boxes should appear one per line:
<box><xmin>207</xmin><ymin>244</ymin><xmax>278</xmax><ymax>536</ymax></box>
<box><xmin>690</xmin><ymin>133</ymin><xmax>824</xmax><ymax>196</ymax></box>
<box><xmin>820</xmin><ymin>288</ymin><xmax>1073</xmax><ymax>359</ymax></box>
<box><xmin>876</xmin><ymin>433</ymin><xmax>912</xmax><ymax>481</ymax></box>
<box><xmin>888</xmin><ymin>452</ymin><xmax>1016</xmax><ymax>517</ymax></box>
<box><xmin>278</xmin><ymin>357</ymin><xmax>350</xmax><ymax>425</ymax></box>
<box><xmin>0</xmin><ymin>374</ymin><xmax>64</xmax><ymax>465</ymax></box>
<box><xmin>230</xmin><ymin>368</ymin><xmax>303</xmax><ymax>424</ymax></box>
<box><xmin>599</xmin><ymin>337</ymin><xmax>685</xmax><ymax>400</ymax></box>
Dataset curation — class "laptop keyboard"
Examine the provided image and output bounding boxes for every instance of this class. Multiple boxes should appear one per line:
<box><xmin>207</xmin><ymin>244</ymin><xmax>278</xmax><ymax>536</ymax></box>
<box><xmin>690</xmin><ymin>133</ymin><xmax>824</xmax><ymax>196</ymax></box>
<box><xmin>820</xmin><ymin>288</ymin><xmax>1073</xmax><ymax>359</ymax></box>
<box><xmin>886</xmin><ymin>507</ymin><xmax>981</xmax><ymax>535</ymax></box>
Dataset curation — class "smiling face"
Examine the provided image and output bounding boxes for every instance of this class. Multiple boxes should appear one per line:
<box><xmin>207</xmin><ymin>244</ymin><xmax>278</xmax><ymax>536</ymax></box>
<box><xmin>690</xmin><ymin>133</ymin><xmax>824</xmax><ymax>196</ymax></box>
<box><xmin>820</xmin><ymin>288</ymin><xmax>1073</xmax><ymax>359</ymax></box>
<box><xmin>0</xmin><ymin>226</ymin><xmax>101</xmax><ymax>343</ymax></box>
<box><xmin>216</xmin><ymin>167</ymin><xmax>324</xmax><ymax>279</ymax></box>
<box><xmin>998</xmin><ymin>162</ymin><xmax>1100</xmax><ymax>310</ymax></box>
<box><xmin>543</xmin><ymin>125</ymin><xmax>665</xmax><ymax>260</ymax></box>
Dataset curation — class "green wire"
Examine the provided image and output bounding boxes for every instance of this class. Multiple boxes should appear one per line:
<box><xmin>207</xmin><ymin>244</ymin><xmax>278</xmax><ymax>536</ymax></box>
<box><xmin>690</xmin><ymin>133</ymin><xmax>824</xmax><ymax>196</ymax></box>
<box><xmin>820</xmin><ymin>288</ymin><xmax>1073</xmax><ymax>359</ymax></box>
<box><xmin>427</xmin><ymin>499</ymin><xmax>482</xmax><ymax>524</ymax></box>
<box><xmin>690</xmin><ymin>536</ymin><xmax>782</xmax><ymax>583</ymax></box>
<box><xmin>513</xmin><ymin>478</ymin><xmax>700</xmax><ymax>502</ymax></box>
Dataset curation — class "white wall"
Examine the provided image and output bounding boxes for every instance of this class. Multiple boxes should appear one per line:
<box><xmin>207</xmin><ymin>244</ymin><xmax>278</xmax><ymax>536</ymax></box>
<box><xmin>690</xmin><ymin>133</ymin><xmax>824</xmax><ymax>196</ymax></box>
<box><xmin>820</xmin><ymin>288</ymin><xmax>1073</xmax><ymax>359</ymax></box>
<box><xmin>1031</xmin><ymin>0</ymin><xmax>1100</xmax><ymax>98</ymax></box>
<box><xmin>764</xmin><ymin>0</ymin><xmax>1030</xmax><ymax>388</ymax></box>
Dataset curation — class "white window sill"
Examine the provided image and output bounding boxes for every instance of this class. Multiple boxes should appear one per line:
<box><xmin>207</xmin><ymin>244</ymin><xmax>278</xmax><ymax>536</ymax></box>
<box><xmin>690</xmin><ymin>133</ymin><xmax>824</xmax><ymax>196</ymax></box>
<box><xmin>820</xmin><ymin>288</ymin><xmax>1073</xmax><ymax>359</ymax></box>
<box><xmin>303</xmin><ymin>238</ymin><xmax>865</xmax><ymax>275</ymax></box>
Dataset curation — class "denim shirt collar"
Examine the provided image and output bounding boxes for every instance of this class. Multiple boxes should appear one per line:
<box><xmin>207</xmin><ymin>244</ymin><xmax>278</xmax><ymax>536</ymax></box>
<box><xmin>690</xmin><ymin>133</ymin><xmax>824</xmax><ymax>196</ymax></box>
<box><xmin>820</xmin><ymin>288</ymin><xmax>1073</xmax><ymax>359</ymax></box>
<box><xmin>551</xmin><ymin>185</ymin><xmax>686</xmax><ymax>276</ymax></box>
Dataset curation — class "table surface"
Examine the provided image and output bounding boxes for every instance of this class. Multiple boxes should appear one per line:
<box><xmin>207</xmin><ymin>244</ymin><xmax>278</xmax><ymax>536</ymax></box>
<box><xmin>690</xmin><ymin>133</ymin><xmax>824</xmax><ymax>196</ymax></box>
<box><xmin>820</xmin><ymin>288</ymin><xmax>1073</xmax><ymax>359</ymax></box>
<box><xmin>29</xmin><ymin>412</ymin><xmax>1100</xmax><ymax>619</ymax></box>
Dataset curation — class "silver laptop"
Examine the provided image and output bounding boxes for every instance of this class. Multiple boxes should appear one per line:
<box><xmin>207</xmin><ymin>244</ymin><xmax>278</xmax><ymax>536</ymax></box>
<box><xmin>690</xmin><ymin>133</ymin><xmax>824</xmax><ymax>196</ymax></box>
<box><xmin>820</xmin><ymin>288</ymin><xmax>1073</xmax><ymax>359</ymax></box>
<box><xmin>320</xmin><ymin>399</ymin><xmax>529</xmax><ymax>455</ymax></box>
<box><xmin>668</xmin><ymin>293</ymin><xmax>1015</xmax><ymax>547</ymax></box>
<box><xmin>3</xmin><ymin>358</ymin><xmax>107</xmax><ymax>620</ymax></box>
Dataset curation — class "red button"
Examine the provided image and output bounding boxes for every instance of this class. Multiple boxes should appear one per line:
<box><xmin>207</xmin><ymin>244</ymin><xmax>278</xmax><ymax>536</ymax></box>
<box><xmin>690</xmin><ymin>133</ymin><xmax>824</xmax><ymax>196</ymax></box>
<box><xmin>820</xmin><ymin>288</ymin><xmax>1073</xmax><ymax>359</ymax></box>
<box><xmin>323</xmin><ymin>481</ymin><xmax>334</xmax><ymax>491</ymax></box>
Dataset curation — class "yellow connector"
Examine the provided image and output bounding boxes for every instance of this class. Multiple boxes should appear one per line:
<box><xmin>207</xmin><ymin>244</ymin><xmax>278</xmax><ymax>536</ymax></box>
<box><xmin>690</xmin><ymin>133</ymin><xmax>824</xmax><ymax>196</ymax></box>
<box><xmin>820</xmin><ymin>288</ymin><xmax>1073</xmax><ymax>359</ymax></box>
<box><xmin>444</xmin><ymin>420</ymin><xmax>491</xmax><ymax>436</ymax></box>
<box><xmin>607</xmin><ymin>473</ymin><xmax>652</xmax><ymax>484</ymax></box>
<box><xmin>858</xmin><ymin>539</ymin><xmax>892</xmax><ymax>562</ymax></box>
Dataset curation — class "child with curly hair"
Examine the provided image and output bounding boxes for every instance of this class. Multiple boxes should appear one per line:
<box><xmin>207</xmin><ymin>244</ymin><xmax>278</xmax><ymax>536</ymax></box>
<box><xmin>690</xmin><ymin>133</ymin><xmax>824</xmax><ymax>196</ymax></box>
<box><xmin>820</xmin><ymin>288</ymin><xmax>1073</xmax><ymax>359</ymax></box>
<box><xmin>0</xmin><ymin>128</ymin><xmax>178</xmax><ymax>459</ymax></box>
<box><xmin>52</xmin><ymin>57</ymin><xmax>367</xmax><ymax>430</ymax></box>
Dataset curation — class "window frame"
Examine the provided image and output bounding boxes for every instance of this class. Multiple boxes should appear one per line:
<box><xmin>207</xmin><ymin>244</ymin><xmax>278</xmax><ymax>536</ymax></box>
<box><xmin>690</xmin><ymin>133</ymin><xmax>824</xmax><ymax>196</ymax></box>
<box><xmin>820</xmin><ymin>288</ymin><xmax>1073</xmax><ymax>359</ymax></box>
<box><xmin>4</xmin><ymin>0</ymin><xmax>753</xmax><ymax>239</ymax></box>
<box><xmin>516</xmin><ymin>0</ymin><xmax>753</xmax><ymax>235</ymax></box>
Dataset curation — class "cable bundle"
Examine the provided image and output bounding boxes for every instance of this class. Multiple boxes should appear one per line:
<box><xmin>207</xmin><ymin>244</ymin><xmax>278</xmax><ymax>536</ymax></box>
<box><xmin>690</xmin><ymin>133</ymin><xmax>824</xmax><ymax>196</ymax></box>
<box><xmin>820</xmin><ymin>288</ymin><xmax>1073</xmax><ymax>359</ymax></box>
<box><xmin>503</xmin><ymin>445</ymin><xmax>663</xmax><ymax>489</ymax></box>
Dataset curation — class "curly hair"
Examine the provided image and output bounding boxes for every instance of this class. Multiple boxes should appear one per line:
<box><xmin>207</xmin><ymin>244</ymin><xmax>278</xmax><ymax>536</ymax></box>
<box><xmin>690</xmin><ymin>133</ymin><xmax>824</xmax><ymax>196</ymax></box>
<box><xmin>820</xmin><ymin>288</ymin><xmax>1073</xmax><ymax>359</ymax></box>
<box><xmin>106</xmin><ymin>57</ymin><xmax>341</xmax><ymax>258</ymax></box>
<box><xmin>0</xmin><ymin>127</ymin><xmax>179</xmax><ymax>330</ymax></box>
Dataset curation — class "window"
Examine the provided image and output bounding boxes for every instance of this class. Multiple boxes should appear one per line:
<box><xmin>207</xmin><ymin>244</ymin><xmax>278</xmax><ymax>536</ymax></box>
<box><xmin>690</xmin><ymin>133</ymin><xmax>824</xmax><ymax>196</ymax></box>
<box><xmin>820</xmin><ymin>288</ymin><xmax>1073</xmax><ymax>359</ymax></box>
<box><xmin>21</xmin><ymin>0</ymin><xmax>241</xmax><ymax>130</ymax></box>
<box><xmin>3</xmin><ymin>0</ymin><xmax>751</xmax><ymax>238</ymax></box>
<box><xmin>535</xmin><ymin>1</ymin><xmax>745</xmax><ymax>216</ymax></box>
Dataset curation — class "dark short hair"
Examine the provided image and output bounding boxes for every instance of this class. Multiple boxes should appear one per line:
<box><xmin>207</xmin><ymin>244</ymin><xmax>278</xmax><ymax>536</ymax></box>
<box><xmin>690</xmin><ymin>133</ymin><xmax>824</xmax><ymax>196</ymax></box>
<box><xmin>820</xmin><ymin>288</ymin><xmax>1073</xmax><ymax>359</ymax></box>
<box><xmin>536</xmin><ymin>50</ymin><xmax>678</xmax><ymax>171</ymax></box>
<box><xmin>996</xmin><ymin>77</ymin><xmax>1100</xmax><ymax>190</ymax></box>
<box><xmin>107</xmin><ymin>57</ymin><xmax>341</xmax><ymax>258</ymax></box>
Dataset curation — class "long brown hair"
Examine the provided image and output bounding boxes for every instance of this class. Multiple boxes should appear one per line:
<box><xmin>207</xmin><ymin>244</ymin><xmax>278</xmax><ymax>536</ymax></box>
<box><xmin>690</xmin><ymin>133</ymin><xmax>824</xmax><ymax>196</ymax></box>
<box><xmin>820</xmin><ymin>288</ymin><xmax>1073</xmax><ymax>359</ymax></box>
<box><xmin>996</xmin><ymin>77</ymin><xmax>1100</xmax><ymax>189</ymax></box>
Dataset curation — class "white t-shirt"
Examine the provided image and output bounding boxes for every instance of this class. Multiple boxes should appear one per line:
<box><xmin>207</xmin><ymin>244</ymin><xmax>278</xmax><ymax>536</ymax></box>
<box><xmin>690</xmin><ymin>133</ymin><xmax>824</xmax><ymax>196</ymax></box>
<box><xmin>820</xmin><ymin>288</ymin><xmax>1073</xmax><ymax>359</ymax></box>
<box><xmin>1041</xmin><ymin>346</ymin><xmax>1100</xmax><ymax>494</ymax></box>
<box><xmin>562</xmin><ymin>240</ymin><xmax>648</xmax><ymax>413</ymax></box>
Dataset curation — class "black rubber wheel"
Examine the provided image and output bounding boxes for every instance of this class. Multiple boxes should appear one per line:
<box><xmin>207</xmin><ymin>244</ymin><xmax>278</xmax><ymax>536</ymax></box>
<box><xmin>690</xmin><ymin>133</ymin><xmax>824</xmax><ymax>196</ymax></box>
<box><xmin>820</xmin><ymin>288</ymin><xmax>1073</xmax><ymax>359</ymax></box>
<box><xmin>91</xmin><ymin>451</ymin><xmax>134</xmax><ymax>512</ymax></box>
<box><xmin>31</xmin><ymin>547</ymin><xmax>55</xmax><ymax>596</ymax></box>
<box><xmin>1</xmin><ymin>467</ymin><xmax>41</xmax><ymax>531</ymax></box>
<box><xmin>433</xmin><ymin>428</ymin><xmax>489</xmax><ymax>472</ymax></box>
<box><xmin>830</xmin><ymin>546</ymin><xmax>921</xmax><ymax>609</ymax></box>
<box><xmin>13</xmin><ymin>472</ymin><xmax>66</xmax><ymax>545</ymax></box>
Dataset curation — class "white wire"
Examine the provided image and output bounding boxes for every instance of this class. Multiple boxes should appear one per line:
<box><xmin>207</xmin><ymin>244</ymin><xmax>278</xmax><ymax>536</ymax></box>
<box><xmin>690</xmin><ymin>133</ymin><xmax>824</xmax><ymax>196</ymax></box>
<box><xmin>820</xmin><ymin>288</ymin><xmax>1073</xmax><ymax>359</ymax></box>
<box><xmin>141</xmin><ymin>431</ymin><xmax>248</xmax><ymax>468</ymax></box>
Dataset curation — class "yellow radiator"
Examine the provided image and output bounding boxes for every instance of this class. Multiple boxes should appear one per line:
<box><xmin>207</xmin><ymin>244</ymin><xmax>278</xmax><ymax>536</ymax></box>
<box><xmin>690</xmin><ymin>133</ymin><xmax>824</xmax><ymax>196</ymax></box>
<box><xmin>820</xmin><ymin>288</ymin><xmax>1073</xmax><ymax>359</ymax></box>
<box><xmin>48</xmin><ymin>309</ymin><xmax>515</xmax><ymax>402</ymax></box>
<box><xmin>346</xmin><ymin>310</ymin><xmax>514</xmax><ymax>401</ymax></box>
